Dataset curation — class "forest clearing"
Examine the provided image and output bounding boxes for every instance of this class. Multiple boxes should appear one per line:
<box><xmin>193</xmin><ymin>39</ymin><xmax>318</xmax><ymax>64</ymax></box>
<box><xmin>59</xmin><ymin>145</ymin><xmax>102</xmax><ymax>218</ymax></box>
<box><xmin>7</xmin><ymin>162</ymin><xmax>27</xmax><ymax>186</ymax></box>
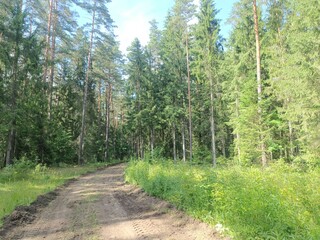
<box><xmin>1</xmin><ymin>0</ymin><xmax>319</xmax><ymax>239</ymax></box>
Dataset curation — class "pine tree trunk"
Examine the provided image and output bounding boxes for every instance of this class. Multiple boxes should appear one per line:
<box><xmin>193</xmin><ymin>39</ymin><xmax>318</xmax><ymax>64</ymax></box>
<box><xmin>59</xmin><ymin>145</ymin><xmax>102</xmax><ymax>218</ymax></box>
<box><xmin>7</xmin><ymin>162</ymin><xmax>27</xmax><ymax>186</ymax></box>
<box><xmin>186</xmin><ymin>33</ymin><xmax>192</xmax><ymax>162</ymax></box>
<box><xmin>173</xmin><ymin>123</ymin><xmax>177</xmax><ymax>163</ymax></box>
<box><xmin>150</xmin><ymin>127</ymin><xmax>154</xmax><ymax>158</ymax></box>
<box><xmin>105</xmin><ymin>82</ymin><xmax>111</xmax><ymax>161</ymax></box>
<box><xmin>5</xmin><ymin>127</ymin><xmax>16</xmax><ymax>166</ymax></box>
<box><xmin>48</xmin><ymin>0</ymin><xmax>57</xmax><ymax>120</ymax></box>
<box><xmin>43</xmin><ymin>0</ymin><xmax>54</xmax><ymax>83</ymax></box>
<box><xmin>253</xmin><ymin>0</ymin><xmax>267</xmax><ymax>167</ymax></box>
<box><xmin>210</xmin><ymin>77</ymin><xmax>217</xmax><ymax>167</ymax></box>
<box><xmin>235</xmin><ymin>84</ymin><xmax>241</xmax><ymax>163</ymax></box>
<box><xmin>5</xmin><ymin>1</ymin><xmax>22</xmax><ymax>166</ymax></box>
<box><xmin>78</xmin><ymin>0</ymin><xmax>96</xmax><ymax>165</ymax></box>
<box><xmin>181</xmin><ymin>121</ymin><xmax>186</xmax><ymax>162</ymax></box>
<box><xmin>97</xmin><ymin>79</ymin><xmax>102</xmax><ymax>134</ymax></box>
<box><xmin>288</xmin><ymin>120</ymin><xmax>294</xmax><ymax>158</ymax></box>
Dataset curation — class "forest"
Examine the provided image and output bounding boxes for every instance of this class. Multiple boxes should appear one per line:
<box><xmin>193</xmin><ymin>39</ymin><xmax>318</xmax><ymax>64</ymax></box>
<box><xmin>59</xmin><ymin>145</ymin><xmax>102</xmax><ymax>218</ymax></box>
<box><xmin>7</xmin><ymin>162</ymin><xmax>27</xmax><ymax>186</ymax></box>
<box><xmin>0</xmin><ymin>0</ymin><xmax>319</xmax><ymax>239</ymax></box>
<box><xmin>0</xmin><ymin>0</ymin><xmax>319</xmax><ymax>168</ymax></box>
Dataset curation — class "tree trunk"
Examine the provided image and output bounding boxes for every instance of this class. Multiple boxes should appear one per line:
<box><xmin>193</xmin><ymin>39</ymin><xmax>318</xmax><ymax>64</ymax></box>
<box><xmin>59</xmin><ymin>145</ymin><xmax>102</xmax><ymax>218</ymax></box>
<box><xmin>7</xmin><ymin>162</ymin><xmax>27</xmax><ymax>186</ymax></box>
<box><xmin>235</xmin><ymin>84</ymin><xmax>241</xmax><ymax>163</ymax></box>
<box><xmin>43</xmin><ymin>0</ymin><xmax>54</xmax><ymax>83</ymax></box>
<box><xmin>78</xmin><ymin>0</ymin><xmax>96</xmax><ymax>165</ymax></box>
<box><xmin>208</xmin><ymin>66</ymin><xmax>217</xmax><ymax>167</ymax></box>
<box><xmin>150</xmin><ymin>127</ymin><xmax>154</xmax><ymax>159</ymax></box>
<box><xmin>288</xmin><ymin>120</ymin><xmax>294</xmax><ymax>158</ymax></box>
<box><xmin>186</xmin><ymin>32</ymin><xmax>192</xmax><ymax>162</ymax></box>
<box><xmin>105</xmin><ymin>82</ymin><xmax>111</xmax><ymax>161</ymax></box>
<box><xmin>48</xmin><ymin>0</ymin><xmax>57</xmax><ymax>120</ymax></box>
<box><xmin>181</xmin><ymin>121</ymin><xmax>186</xmax><ymax>162</ymax></box>
<box><xmin>253</xmin><ymin>0</ymin><xmax>267</xmax><ymax>167</ymax></box>
<box><xmin>5</xmin><ymin>1</ymin><xmax>22</xmax><ymax>166</ymax></box>
<box><xmin>173</xmin><ymin>123</ymin><xmax>177</xmax><ymax>163</ymax></box>
<box><xmin>210</xmin><ymin>82</ymin><xmax>217</xmax><ymax>167</ymax></box>
<box><xmin>5</xmin><ymin>127</ymin><xmax>16</xmax><ymax>166</ymax></box>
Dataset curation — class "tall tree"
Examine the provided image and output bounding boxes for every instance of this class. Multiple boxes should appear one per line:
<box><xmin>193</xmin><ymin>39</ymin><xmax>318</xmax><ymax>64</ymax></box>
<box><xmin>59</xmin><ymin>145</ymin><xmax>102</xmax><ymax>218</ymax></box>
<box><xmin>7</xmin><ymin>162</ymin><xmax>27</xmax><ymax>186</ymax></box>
<box><xmin>253</xmin><ymin>0</ymin><xmax>267</xmax><ymax>166</ymax></box>
<box><xmin>161</xmin><ymin>0</ymin><xmax>196</xmax><ymax>162</ymax></box>
<box><xmin>192</xmin><ymin>0</ymin><xmax>223</xmax><ymax>166</ymax></box>
<box><xmin>225</xmin><ymin>0</ymin><xmax>263</xmax><ymax>164</ymax></box>
<box><xmin>1</xmin><ymin>0</ymin><xmax>24</xmax><ymax>166</ymax></box>
<box><xmin>77</xmin><ymin>0</ymin><xmax>113</xmax><ymax>164</ymax></box>
<box><xmin>126</xmin><ymin>38</ymin><xmax>148</xmax><ymax>159</ymax></box>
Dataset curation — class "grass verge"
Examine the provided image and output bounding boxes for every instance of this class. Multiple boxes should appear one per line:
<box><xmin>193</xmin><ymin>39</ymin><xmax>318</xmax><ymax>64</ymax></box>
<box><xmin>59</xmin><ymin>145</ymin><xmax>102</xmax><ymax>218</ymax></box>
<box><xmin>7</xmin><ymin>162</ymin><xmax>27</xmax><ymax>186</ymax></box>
<box><xmin>125</xmin><ymin>160</ymin><xmax>320</xmax><ymax>239</ymax></box>
<box><xmin>0</xmin><ymin>161</ymin><xmax>109</xmax><ymax>227</ymax></box>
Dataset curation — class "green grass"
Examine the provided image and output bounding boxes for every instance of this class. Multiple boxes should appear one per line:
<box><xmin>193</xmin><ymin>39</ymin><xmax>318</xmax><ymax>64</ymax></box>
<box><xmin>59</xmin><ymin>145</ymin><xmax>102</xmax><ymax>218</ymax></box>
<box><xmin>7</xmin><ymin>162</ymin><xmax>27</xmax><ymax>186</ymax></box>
<box><xmin>0</xmin><ymin>161</ymin><xmax>109</xmax><ymax>227</ymax></box>
<box><xmin>125</xmin><ymin>160</ymin><xmax>320</xmax><ymax>239</ymax></box>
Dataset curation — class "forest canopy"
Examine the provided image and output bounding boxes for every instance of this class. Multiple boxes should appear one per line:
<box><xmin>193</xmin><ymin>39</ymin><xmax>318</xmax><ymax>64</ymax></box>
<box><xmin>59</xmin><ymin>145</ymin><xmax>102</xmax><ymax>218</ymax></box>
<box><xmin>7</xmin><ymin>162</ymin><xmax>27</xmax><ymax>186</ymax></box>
<box><xmin>0</xmin><ymin>0</ymin><xmax>319</xmax><ymax>168</ymax></box>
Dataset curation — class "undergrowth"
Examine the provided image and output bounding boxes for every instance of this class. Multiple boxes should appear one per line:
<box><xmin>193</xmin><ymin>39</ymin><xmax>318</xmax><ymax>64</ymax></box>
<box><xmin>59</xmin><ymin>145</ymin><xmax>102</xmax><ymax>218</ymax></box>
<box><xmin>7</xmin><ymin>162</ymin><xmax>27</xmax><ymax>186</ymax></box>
<box><xmin>125</xmin><ymin>160</ymin><xmax>320</xmax><ymax>239</ymax></box>
<box><xmin>0</xmin><ymin>159</ymin><xmax>109</xmax><ymax>226</ymax></box>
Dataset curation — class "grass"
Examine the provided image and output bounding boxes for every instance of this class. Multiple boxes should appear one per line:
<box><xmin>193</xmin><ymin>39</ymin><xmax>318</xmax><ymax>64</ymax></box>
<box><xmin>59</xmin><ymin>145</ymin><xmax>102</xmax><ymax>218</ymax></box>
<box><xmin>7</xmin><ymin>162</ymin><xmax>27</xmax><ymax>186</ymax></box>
<box><xmin>125</xmin><ymin>160</ymin><xmax>320</xmax><ymax>239</ymax></box>
<box><xmin>0</xmin><ymin>161</ymin><xmax>109</xmax><ymax>227</ymax></box>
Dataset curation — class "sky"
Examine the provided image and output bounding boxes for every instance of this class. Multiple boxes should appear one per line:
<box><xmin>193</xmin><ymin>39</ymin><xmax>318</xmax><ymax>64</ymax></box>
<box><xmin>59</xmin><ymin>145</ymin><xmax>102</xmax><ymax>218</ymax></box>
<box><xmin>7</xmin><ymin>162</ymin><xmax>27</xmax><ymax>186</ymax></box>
<box><xmin>108</xmin><ymin>0</ymin><xmax>237</xmax><ymax>53</ymax></box>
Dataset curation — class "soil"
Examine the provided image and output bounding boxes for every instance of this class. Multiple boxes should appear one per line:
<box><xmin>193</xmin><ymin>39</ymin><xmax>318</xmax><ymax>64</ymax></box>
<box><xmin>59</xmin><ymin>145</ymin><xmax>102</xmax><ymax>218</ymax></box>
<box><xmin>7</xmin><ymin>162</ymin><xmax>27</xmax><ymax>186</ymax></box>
<box><xmin>0</xmin><ymin>164</ymin><xmax>227</xmax><ymax>240</ymax></box>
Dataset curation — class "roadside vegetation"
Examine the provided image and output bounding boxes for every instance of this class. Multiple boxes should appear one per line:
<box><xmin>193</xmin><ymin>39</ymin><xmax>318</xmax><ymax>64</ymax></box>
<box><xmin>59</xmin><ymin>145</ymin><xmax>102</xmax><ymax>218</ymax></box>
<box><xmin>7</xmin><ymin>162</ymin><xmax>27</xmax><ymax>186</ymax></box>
<box><xmin>126</xmin><ymin>160</ymin><xmax>320</xmax><ymax>239</ymax></box>
<box><xmin>0</xmin><ymin>159</ymin><xmax>110</xmax><ymax>226</ymax></box>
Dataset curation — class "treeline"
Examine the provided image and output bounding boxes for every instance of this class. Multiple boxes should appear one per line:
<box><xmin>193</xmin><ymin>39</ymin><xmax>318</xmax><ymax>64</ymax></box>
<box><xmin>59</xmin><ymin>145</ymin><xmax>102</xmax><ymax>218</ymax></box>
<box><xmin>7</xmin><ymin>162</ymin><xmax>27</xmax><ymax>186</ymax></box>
<box><xmin>0</xmin><ymin>0</ymin><xmax>319</xmax><ymax>168</ymax></box>
<box><xmin>0</xmin><ymin>0</ymin><xmax>126</xmax><ymax>167</ymax></box>
<box><xmin>125</xmin><ymin>0</ymin><xmax>320</xmax><ymax>167</ymax></box>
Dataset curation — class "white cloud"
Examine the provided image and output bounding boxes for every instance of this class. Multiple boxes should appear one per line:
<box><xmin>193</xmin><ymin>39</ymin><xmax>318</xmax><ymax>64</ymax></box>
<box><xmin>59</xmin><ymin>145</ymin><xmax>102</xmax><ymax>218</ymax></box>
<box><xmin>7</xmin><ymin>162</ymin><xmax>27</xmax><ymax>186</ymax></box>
<box><xmin>109</xmin><ymin>0</ymin><xmax>201</xmax><ymax>54</ymax></box>
<box><xmin>110</xmin><ymin>1</ymin><xmax>153</xmax><ymax>54</ymax></box>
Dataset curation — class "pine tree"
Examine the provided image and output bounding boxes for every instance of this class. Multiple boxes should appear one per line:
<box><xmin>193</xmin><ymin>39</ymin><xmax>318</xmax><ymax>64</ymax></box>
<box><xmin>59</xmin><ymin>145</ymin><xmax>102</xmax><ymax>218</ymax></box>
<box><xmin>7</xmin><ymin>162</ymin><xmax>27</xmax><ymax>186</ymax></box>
<box><xmin>225</xmin><ymin>0</ymin><xmax>262</xmax><ymax>164</ymax></box>
<box><xmin>192</xmin><ymin>0</ymin><xmax>223</xmax><ymax>166</ymax></box>
<box><xmin>77</xmin><ymin>0</ymin><xmax>113</xmax><ymax>164</ymax></box>
<box><xmin>161</xmin><ymin>0</ymin><xmax>196</xmax><ymax>162</ymax></box>
<box><xmin>126</xmin><ymin>38</ymin><xmax>148</xmax><ymax>159</ymax></box>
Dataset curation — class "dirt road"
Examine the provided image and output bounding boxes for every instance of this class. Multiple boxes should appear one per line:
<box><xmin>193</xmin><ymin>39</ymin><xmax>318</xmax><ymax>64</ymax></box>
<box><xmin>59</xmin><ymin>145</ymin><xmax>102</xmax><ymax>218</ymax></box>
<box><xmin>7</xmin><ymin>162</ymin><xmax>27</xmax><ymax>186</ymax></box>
<box><xmin>1</xmin><ymin>164</ymin><xmax>224</xmax><ymax>240</ymax></box>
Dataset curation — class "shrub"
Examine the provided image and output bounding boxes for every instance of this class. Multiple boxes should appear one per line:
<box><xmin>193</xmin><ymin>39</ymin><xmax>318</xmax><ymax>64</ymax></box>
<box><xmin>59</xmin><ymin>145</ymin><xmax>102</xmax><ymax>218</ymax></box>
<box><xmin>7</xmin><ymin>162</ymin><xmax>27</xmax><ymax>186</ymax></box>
<box><xmin>126</xmin><ymin>160</ymin><xmax>320</xmax><ymax>239</ymax></box>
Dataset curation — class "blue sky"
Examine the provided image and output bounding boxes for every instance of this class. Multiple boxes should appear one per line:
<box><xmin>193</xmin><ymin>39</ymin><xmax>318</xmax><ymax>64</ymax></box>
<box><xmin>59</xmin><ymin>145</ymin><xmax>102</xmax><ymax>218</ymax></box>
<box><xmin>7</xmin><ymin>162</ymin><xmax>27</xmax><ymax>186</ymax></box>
<box><xmin>108</xmin><ymin>0</ymin><xmax>237</xmax><ymax>53</ymax></box>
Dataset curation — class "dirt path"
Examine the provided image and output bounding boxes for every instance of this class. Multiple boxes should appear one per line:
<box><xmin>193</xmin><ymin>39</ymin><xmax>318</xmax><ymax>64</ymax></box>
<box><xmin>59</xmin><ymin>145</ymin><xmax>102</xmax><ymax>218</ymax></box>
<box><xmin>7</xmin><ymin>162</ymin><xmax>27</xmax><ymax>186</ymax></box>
<box><xmin>1</xmin><ymin>164</ymin><xmax>225</xmax><ymax>240</ymax></box>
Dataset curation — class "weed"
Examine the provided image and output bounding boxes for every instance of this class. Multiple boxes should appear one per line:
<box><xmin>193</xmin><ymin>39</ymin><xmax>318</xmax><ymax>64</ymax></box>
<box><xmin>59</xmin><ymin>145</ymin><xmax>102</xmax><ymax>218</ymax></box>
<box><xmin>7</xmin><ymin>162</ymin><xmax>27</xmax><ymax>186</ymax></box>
<box><xmin>125</xmin><ymin>160</ymin><xmax>320</xmax><ymax>239</ymax></box>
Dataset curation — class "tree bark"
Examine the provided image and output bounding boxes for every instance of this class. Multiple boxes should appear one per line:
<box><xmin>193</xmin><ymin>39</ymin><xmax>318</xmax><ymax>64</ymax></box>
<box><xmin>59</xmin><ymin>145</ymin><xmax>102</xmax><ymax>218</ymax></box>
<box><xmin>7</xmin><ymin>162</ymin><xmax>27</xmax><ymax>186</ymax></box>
<box><xmin>210</xmin><ymin>75</ymin><xmax>217</xmax><ymax>167</ymax></box>
<box><xmin>173</xmin><ymin>123</ymin><xmax>177</xmax><ymax>163</ymax></box>
<box><xmin>150</xmin><ymin>127</ymin><xmax>154</xmax><ymax>159</ymax></box>
<box><xmin>78</xmin><ymin>0</ymin><xmax>96</xmax><ymax>165</ymax></box>
<box><xmin>104</xmin><ymin>82</ymin><xmax>112</xmax><ymax>161</ymax></box>
<box><xmin>288</xmin><ymin>120</ymin><xmax>294</xmax><ymax>158</ymax></box>
<box><xmin>48</xmin><ymin>0</ymin><xmax>57</xmax><ymax>120</ymax></box>
<box><xmin>253</xmin><ymin>0</ymin><xmax>267</xmax><ymax>167</ymax></box>
<box><xmin>186</xmin><ymin>32</ymin><xmax>192</xmax><ymax>162</ymax></box>
<box><xmin>43</xmin><ymin>0</ymin><xmax>54</xmax><ymax>83</ymax></box>
<box><xmin>181</xmin><ymin>121</ymin><xmax>186</xmax><ymax>162</ymax></box>
<box><xmin>234</xmin><ymin>79</ymin><xmax>242</xmax><ymax>163</ymax></box>
<box><xmin>5</xmin><ymin>1</ymin><xmax>22</xmax><ymax>166</ymax></box>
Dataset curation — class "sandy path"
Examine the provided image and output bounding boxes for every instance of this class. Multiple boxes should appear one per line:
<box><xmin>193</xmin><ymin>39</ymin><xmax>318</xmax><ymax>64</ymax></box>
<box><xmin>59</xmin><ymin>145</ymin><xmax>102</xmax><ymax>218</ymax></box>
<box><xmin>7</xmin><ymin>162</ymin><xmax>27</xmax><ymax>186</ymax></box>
<box><xmin>2</xmin><ymin>164</ymin><xmax>224</xmax><ymax>240</ymax></box>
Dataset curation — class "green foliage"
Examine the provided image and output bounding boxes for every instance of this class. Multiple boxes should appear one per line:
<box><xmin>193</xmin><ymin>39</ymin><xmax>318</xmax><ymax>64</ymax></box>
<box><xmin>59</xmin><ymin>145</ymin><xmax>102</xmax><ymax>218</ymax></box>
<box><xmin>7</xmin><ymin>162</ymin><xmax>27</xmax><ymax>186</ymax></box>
<box><xmin>126</xmin><ymin>160</ymin><xmax>320</xmax><ymax>239</ymax></box>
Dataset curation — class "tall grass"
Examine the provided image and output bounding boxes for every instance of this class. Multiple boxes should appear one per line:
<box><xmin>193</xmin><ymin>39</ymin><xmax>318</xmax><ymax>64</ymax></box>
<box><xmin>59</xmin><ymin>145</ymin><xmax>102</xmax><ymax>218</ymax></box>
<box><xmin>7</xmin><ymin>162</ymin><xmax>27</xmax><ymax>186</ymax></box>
<box><xmin>0</xmin><ymin>160</ymin><xmax>108</xmax><ymax>226</ymax></box>
<box><xmin>126</xmin><ymin>160</ymin><xmax>320</xmax><ymax>239</ymax></box>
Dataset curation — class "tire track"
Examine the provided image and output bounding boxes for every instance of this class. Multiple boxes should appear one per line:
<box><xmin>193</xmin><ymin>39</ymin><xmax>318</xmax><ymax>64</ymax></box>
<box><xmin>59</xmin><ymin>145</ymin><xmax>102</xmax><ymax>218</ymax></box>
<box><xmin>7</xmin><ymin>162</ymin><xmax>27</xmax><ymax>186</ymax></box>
<box><xmin>2</xmin><ymin>164</ymin><xmax>227</xmax><ymax>240</ymax></box>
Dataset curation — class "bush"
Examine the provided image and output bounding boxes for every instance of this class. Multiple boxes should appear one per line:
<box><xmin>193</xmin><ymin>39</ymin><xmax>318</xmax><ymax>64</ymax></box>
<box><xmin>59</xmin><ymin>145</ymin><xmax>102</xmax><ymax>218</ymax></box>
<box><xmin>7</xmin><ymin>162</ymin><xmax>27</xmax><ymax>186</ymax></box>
<box><xmin>126</xmin><ymin>160</ymin><xmax>320</xmax><ymax>239</ymax></box>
